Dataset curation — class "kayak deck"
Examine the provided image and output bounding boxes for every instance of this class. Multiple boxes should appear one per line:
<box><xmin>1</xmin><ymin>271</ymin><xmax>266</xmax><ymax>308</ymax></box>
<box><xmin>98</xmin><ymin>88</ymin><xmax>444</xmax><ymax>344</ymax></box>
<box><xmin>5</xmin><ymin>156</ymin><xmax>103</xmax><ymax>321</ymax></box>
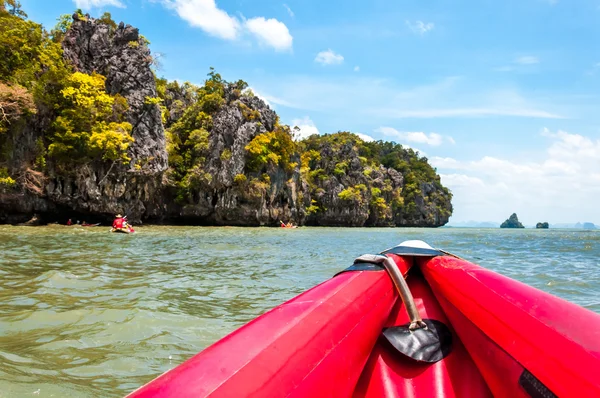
<box><xmin>127</xmin><ymin>243</ymin><xmax>600</xmax><ymax>397</ymax></box>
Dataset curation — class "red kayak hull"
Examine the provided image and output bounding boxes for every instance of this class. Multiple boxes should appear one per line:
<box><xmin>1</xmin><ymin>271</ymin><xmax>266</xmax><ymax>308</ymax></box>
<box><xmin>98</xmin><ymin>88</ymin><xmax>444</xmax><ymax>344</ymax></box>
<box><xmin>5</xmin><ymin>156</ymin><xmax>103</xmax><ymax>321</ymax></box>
<box><xmin>127</xmin><ymin>247</ymin><xmax>600</xmax><ymax>397</ymax></box>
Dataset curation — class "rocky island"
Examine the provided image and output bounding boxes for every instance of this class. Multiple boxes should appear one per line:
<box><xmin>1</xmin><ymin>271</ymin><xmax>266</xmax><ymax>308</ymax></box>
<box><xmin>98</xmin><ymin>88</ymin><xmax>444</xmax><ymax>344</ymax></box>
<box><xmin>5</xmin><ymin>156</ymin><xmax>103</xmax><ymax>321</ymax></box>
<box><xmin>536</xmin><ymin>222</ymin><xmax>549</xmax><ymax>229</ymax></box>
<box><xmin>500</xmin><ymin>213</ymin><xmax>525</xmax><ymax>229</ymax></box>
<box><xmin>0</xmin><ymin>5</ymin><xmax>452</xmax><ymax>227</ymax></box>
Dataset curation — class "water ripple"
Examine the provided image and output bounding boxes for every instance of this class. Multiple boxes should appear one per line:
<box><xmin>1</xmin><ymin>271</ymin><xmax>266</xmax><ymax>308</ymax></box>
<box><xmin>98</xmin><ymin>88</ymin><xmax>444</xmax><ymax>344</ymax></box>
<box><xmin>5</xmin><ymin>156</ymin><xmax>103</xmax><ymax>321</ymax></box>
<box><xmin>0</xmin><ymin>226</ymin><xmax>598</xmax><ymax>396</ymax></box>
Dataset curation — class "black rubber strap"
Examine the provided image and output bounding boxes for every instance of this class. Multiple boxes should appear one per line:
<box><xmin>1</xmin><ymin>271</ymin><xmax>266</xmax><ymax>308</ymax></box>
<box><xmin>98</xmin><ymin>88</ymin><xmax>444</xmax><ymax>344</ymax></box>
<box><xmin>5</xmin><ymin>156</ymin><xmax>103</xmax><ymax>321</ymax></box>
<box><xmin>519</xmin><ymin>369</ymin><xmax>557</xmax><ymax>398</ymax></box>
<box><xmin>334</xmin><ymin>262</ymin><xmax>384</xmax><ymax>276</ymax></box>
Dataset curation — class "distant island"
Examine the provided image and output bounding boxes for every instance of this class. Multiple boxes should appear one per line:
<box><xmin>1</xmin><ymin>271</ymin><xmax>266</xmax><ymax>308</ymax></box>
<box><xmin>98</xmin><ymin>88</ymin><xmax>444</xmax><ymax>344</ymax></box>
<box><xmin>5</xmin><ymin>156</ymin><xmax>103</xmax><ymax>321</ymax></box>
<box><xmin>500</xmin><ymin>213</ymin><xmax>525</xmax><ymax>229</ymax></box>
<box><xmin>448</xmin><ymin>220</ymin><xmax>599</xmax><ymax>229</ymax></box>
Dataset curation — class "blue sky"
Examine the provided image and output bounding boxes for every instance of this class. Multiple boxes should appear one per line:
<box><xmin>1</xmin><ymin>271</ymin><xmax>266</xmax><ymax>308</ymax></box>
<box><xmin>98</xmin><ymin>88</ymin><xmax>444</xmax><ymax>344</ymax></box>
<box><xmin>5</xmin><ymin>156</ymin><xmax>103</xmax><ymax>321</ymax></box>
<box><xmin>21</xmin><ymin>0</ymin><xmax>600</xmax><ymax>224</ymax></box>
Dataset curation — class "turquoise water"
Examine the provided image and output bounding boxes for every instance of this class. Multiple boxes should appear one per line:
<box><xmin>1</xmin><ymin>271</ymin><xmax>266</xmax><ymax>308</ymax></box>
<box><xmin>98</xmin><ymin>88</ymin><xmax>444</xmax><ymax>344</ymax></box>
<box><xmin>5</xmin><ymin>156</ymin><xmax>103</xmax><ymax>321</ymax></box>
<box><xmin>0</xmin><ymin>226</ymin><xmax>598</xmax><ymax>397</ymax></box>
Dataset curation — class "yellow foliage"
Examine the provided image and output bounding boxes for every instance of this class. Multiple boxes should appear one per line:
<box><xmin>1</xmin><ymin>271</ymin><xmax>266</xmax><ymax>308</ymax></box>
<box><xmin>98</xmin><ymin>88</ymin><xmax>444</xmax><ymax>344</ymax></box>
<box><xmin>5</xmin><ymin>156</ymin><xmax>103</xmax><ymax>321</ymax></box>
<box><xmin>185</xmin><ymin>129</ymin><xmax>209</xmax><ymax>156</ymax></box>
<box><xmin>49</xmin><ymin>72</ymin><xmax>133</xmax><ymax>162</ymax></box>
<box><xmin>245</xmin><ymin>125</ymin><xmax>296</xmax><ymax>172</ymax></box>
<box><xmin>0</xmin><ymin>167</ymin><xmax>15</xmax><ymax>189</ymax></box>
<box><xmin>220</xmin><ymin>148</ymin><xmax>232</xmax><ymax>161</ymax></box>
<box><xmin>88</xmin><ymin>122</ymin><xmax>133</xmax><ymax>162</ymax></box>
<box><xmin>60</xmin><ymin>72</ymin><xmax>114</xmax><ymax>116</ymax></box>
<box><xmin>234</xmin><ymin>174</ymin><xmax>247</xmax><ymax>184</ymax></box>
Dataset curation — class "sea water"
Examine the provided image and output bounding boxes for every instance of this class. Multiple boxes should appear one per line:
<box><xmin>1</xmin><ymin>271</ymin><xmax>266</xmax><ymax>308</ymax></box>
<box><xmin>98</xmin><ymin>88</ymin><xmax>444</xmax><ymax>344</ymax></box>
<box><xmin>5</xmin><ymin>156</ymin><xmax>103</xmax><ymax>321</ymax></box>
<box><xmin>0</xmin><ymin>226</ymin><xmax>598</xmax><ymax>397</ymax></box>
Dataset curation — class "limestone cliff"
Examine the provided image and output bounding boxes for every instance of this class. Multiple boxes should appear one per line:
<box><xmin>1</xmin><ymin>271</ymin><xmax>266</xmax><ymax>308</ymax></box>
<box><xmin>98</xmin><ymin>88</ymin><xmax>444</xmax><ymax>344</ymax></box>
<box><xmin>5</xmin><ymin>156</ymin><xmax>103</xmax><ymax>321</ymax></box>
<box><xmin>0</xmin><ymin>14</ymin><xmax>167</xmax><ymax>223</ymax></box>
<box><xmin>0</xmin><ymin>10</ymin><xmax>452</xmax><ymax>227</ymax></box>
<box><xmin>162</xmin><ymin>83</ymin><xmax>305</xmax><ymax>225</ymax></box>
<box><xmin>300</xmin><ymin>134</ymin><xmax>452</xmax><ymax>227</ymax></box>
<box><xmin>62</xmin><ymin>17</ymin><xmax>167</xmax><ymax>173</ymax></box>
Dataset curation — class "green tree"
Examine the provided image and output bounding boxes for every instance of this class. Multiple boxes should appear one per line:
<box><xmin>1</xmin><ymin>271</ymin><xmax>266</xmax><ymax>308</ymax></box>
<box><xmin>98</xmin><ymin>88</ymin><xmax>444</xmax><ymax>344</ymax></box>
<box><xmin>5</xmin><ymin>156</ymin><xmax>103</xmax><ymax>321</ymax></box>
<box><xmin>98</xmin><ymin>12</ymin><xmax>117</xmax><ymax>30</ymax></box>
<box><xmin>48</xmin><ymin>72</ymin><xmax>133</xmax><ymax>163</ymax></box>
<box><xmin>1</xmin><ymin>0</ymin><xmax>27</xmax><ymax>18</ymax></box>
<box><xmin>50</xmin><ymin>14</ymin><xmax>72</xmax><ymax>43</ymax></box>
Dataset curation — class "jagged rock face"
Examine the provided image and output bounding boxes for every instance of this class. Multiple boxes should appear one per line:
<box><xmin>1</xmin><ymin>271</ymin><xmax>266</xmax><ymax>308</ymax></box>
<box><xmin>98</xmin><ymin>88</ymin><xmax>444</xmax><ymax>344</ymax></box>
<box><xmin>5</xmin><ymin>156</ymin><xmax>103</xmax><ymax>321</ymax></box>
<box><xmin>62</xmin><ymin>18</ymin><xmax>167</xmax><ymax>173</ymax></box>
<box><xmin>304</xmin><ymin>138</ymin><xmax>451</xmax><ymax>227</ymax></box>
<box><xmin>1</xmin><ymin>17</ymin><xmax>169</xmax><ymax>224</ymax></box>
<box><xmin>162</xmin><ymin>84</ymin><xmax>195</xmax><ymax>127</ymax></box>
<box><xmin>173</xmin><ymin>87</ymin><xmax>304</xmax><ymax>226</ymax></box>
<box><xmin>0</xmin><ymin>15</ymin><xmax>452</xmax><ymax>227</ymax></box>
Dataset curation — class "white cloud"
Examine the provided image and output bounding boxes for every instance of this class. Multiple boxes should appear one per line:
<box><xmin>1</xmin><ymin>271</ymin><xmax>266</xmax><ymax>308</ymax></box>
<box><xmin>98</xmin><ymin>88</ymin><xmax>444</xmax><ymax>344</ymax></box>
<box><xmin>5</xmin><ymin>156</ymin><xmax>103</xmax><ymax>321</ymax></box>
<box><xmin>291</xmin><ymin>117</ymin><xmax>320</xmax><ymax>140</ymax></box>
<box><xmin>406</xmin><ymin>20</ymin><xmax>434</xmax><ymax>35</ymax></box>
<box><xmin>160</xmin><ymin>0</ymin><xmax>241</xmax><ymax>40</ymax></box>
<box><xmin>245</xmin><ymin>17</ymin><xmax>293</xmax><ymax>51</ymax></box>
<box><xmin>315</xmin><ymin>49</ymin><xmax>344</xmax><ymax>65</ymax></box>
<box><xmin>159</xmin><ymin>1</ymin><xmax>293</xmax><ymax>50</ymax></box>
<box><xmin>375</xmin><ymin>127</ymin><xmax>453</xmax><ymax>146</ymax></box>
<box><xmin>248</xmin><ymin>75</ymin><xmax>566</xmax><ymax>123</ymax></box>
<box><xmin>74</xmin><ymin>0</ymin><xmax>125</xmax><ymax>8</ymax></box>
<box><xmin>515</xmin><ymin>56</ymin><xmax>539</xmax><ymax>65</ymax></box>
<box><xmin>495</xmin><ymin>55</ymin><xmax>540</xmax><ymax>73</ymax></box>
<box><xmin>283</xmin><ymin>4</ymin><xmax>294</xmax><ymax>17</ymax></box>
<box><xmin>354</xmin><ymin>66</ymin><xmax>360</xmax><ymax>72</ymax></box>
<box><xmin>355</xmin><ymin>133</ymin><xmax>374</xmax><ymax>142</ymax></box>
<box><xmin>379</xmin><ymin>107</ymin><xmax>562</xmax><ymax>119</ymax></box>
<box><xmin>431</xmin><ymin>129</ymin><xmax>600</xmax><ymax>224</ymax></box>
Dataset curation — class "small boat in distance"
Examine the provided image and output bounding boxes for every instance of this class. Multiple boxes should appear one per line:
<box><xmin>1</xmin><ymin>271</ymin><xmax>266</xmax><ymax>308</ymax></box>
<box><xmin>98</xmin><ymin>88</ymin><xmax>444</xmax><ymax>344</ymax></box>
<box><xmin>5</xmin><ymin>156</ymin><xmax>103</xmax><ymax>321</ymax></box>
<box><xmin>127</xmin><ymin>240</ymin><xmax>600</xmax><ymax>397</ymax></box>
<box><xmin>279</xmin><ymin>220</ymin><xmax>298</xmax><ymax>228</ymax></box>
<box><xmin>110</xmin><ymin>227</ymin><xmax>135</xmax><ymax>234</ymax></box>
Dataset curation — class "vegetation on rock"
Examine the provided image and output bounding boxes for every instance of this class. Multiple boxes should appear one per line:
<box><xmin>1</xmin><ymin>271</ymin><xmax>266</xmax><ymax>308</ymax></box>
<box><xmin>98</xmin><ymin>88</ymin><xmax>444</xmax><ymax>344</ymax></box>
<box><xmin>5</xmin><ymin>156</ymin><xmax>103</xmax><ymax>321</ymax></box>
<box><xmin>0</xmin><ymin>4</ymin><xmax>453</xmax><ymax>226</ymax></box>
<box><xmin>501</xmin><ymin>213</ymin><xmax>525</xmax><ymax>228</ymax></box>
<box><xmin>49</xmin><ymin>72</ymin><xmax>133</xmax><ymax>163</ymax></box>
<box><xmin>536</xmin><ymin>222</ymin><xmax>549</xmax><ymax>229</ymax></box>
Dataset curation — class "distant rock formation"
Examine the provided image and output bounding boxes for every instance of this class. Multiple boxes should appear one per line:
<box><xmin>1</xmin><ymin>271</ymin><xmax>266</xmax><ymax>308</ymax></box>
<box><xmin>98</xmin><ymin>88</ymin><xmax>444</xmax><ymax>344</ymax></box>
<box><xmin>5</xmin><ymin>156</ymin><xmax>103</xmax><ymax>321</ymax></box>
<box><xmin>500</xmin><ymin>213</ymin><xmax>525</xmax><ymax>228</ymax></box>
<box><xmin>536</xmin><ymin>222</ymin><xmax>549</xmax><ymax>229</ymax></box>
<box><xmin>583</xmin><ymin>222</ymin><xmax>597</xmax><ymax>230</ymax></box>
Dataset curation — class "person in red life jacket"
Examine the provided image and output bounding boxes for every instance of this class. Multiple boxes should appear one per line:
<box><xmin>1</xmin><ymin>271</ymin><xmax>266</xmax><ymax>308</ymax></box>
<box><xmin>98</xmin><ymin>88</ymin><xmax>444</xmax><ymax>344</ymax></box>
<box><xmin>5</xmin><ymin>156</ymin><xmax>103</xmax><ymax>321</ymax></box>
<box><xmin>113</xmin><ymin>214</ymin><xmax>125</xmax><ymax>229</ymax></box>
<box><xmin>66</xmin><ymin>219</ymin><xmax>72</xmax><ymax>226</ymax></box>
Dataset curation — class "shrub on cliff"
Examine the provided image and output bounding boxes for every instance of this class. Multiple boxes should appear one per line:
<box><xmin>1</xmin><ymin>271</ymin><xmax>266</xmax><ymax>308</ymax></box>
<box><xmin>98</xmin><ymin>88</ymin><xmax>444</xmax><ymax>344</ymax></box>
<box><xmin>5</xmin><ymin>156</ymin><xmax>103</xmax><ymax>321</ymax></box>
<box><xmin>0</xmin><ymin>3</ymin><xmax>70</xmax><ymax>168</ymax></box>
<box><xmin>0</xmin><ymin>82</ymin><xmax>35</xmax><ymax>134</ymax></box>
<box><xmin>48</xmin><ymin>72</ymin><xmax>133</xmax><ymax>163</ymax></box>
<box><xmin>245</xmin><ymin>123</ymin><xmax>296</xmax><ymax>173</ymax></box>
<box><xmin>0</xmin><ymin>167</ymin><xmax>15</xmax><ymax>190</ymax></box>
<box><xmin>164</xmin><ymin>69</ymin><xmax>230</xmax><ymax>202</ymax></box>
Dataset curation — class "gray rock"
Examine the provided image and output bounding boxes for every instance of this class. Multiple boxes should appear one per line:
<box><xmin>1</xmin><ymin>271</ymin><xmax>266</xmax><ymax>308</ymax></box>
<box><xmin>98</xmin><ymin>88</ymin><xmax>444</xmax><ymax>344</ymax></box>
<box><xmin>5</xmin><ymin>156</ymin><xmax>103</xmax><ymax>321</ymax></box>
<box><xmin>62</xmin><ymin>17</ymin><xmax>167</xmax><ymax>173</ymax></box>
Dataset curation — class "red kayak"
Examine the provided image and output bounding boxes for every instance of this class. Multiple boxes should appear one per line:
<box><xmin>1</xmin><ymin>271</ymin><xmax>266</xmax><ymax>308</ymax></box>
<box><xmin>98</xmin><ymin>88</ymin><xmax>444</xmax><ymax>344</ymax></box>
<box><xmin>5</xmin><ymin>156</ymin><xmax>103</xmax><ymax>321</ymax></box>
<box><xmin>127</xmin><ymin>241</ymin><xmax>600</xmax><ymax>397</ymax></box>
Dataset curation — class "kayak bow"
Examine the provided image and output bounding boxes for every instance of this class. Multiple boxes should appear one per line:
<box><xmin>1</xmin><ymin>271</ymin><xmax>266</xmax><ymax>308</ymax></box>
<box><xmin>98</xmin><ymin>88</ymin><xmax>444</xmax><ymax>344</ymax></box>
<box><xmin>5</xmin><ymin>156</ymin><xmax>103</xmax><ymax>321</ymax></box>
<box><xmin>127</xmin><ymin>240</ymin><xmax>600</xmax><ymax>398</ymax></box>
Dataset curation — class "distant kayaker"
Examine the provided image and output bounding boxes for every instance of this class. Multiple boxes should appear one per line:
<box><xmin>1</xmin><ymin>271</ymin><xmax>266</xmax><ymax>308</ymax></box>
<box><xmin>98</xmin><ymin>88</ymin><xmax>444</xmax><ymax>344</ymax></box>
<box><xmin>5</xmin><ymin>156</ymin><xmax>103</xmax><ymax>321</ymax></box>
<box><xmin>113</xmin><ymin>214</ymin><xmax>125</xmax><ymax>229</ymax></box>
<box><xmin>66</xmin><ymin>219</ymin><xmax>72</xmax><ymax>226</ymax></box>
